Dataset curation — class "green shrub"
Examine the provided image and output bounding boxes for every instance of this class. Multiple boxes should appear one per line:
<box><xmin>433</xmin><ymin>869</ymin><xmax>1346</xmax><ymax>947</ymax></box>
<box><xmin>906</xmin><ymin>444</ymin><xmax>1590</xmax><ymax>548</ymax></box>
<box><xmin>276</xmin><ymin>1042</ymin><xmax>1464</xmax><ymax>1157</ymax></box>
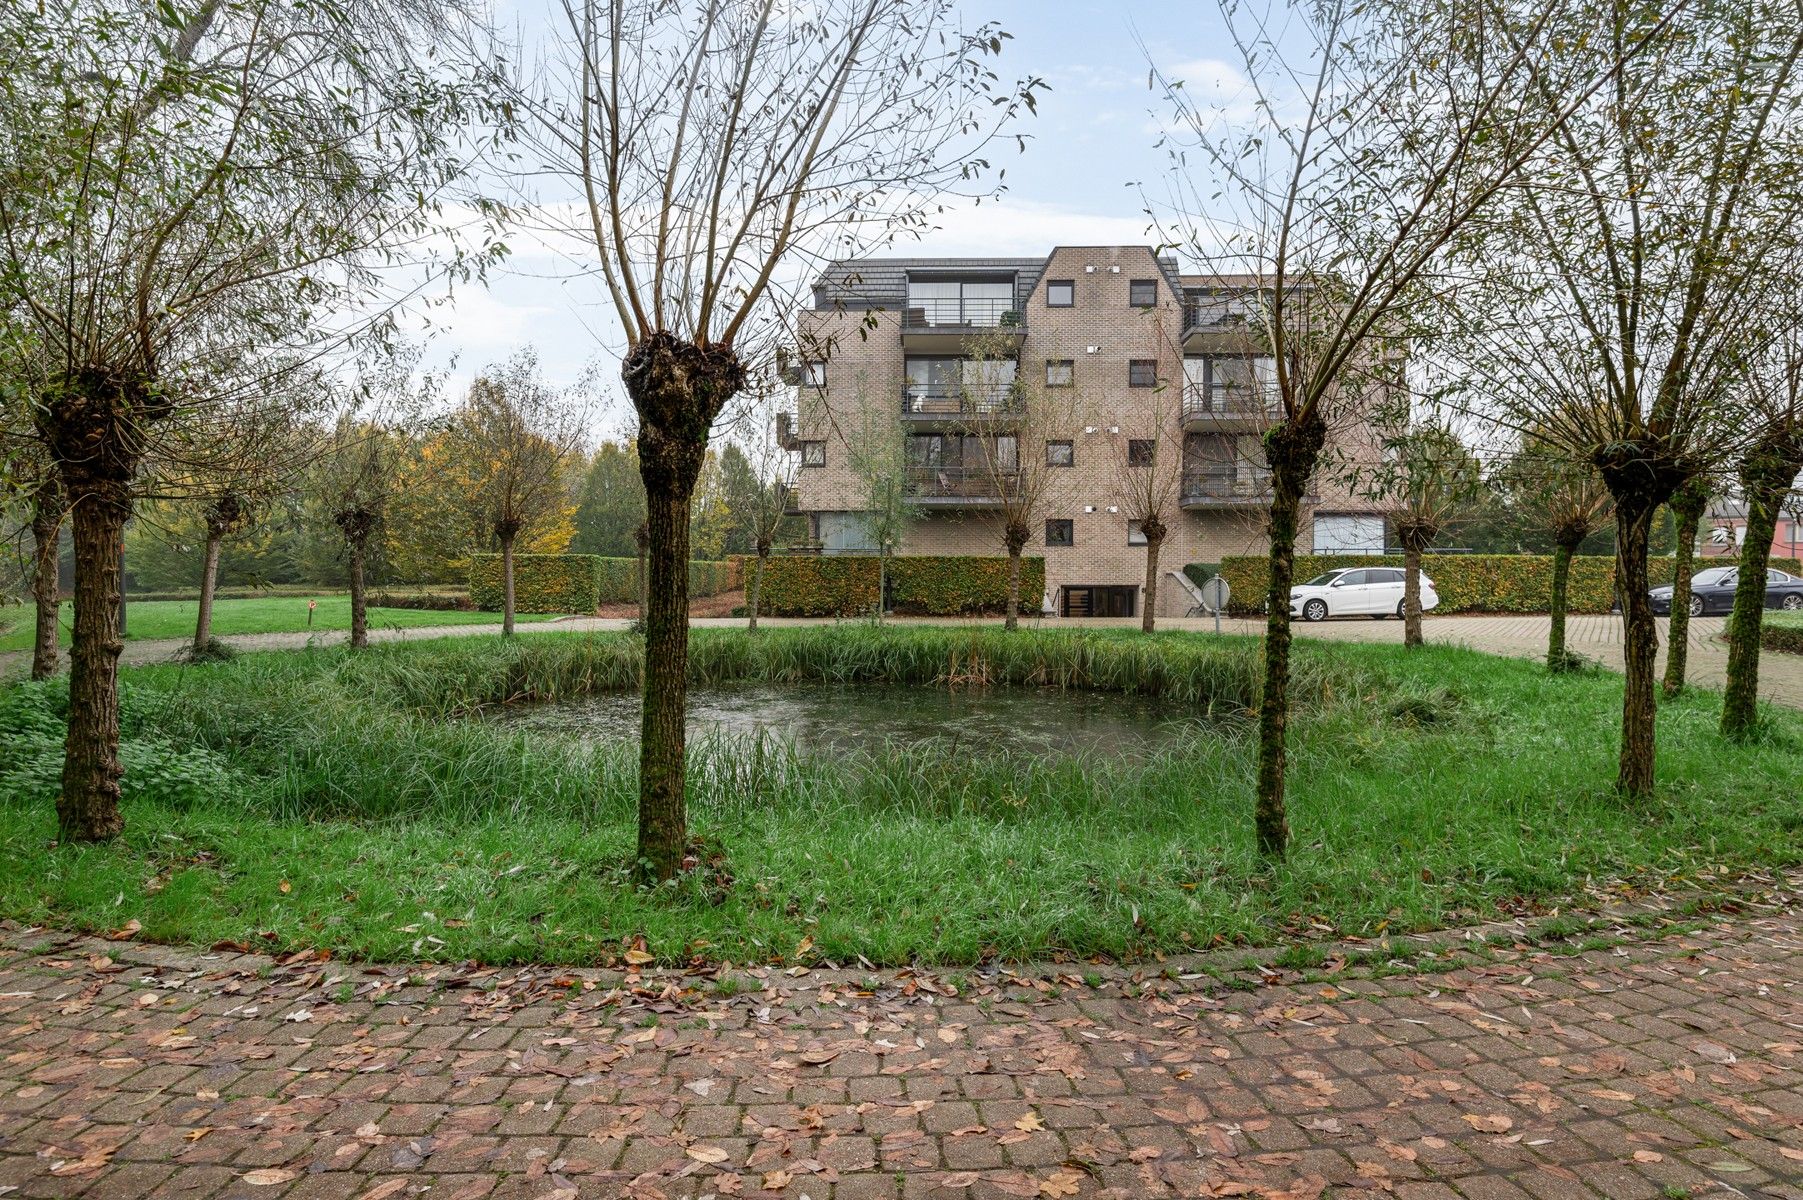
<box><xmin>368</xmin><ymin>591</ymin><xmax>475</xmax><ymax>612</ymax></box>
<box><xmin>469</xmin><ymin>554</ymin><xmax>600</xmax><ymax>613</ymax></box>
<box><xmin>593</xmin><ymin>558</ymin><xmax>739</xmax><ymax>605</ymax></box>
<box><xmin>1214</xmin><ymin>554</ymin><xmax>1803</xmax><ymax>615</ymax></box>
<box><xmin>760</xmin><ymin>556</ymin><xmax>880</xmax><ymax>616</ymax></box>
<box><xmin>1762</xmin><ymin>617</ymin><xmax>1803</xmax><ymax>656</ymax></box>
<box><xmin>888</xmin><ymin>556</ymin><xmax>1046</xmax><ymax>615</ymax></box>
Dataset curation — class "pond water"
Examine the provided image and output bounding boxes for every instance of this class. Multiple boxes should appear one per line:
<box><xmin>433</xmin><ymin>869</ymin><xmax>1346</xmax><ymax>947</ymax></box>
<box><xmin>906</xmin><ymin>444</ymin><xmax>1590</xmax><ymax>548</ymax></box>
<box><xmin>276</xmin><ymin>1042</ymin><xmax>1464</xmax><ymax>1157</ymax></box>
<box><xmin>485</xmin><ymin>682</ymin><xmax>1223</xmax><ymax>760</ymax></box>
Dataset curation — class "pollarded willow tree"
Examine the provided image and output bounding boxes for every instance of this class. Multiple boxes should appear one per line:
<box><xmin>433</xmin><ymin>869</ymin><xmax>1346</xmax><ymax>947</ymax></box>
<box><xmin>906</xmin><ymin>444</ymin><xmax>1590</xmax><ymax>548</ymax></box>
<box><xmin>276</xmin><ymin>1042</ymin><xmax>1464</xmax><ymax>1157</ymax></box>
<box><xmin>1493</xmin><ymin>441</ymin><xmax>1613</xmax><ymax>669</ymax></box>
<box><xmin>0</xmin><ymin>0</ymin><xmax>505</xmax><ymax>843</ymax></box>
<box><xmin>1452</xmin><ymin>0</ymin><xmax>1803</xmax><ymax>793</ymax></box>
<box><xmin>1722</xmin><ymin>337</ymin><xmax>1803</xmax><ymax>737</ymax></box>
<box><xmin>1362</xmin><ymin>421</ymin><xmax>1482</xmax><ymax>648</ymax></box>
<box><xmin>1147</xmin><ymin>0</ymin><xmax>1643</xmax><ymax>858</ymax></box>
<box><xmin>1113</xmin><ymin>376</ymin><xmax>1184</xmax><ymax>635</ymax></box>
<box><xmin>448</xmin><ymin>349</ymin><xmax>587</xmax><ymax>637</ymax></box>
<box><xmin>1661</xmin><ymin>474</ymin><xmax>1714</xmax><ymax>697</ymax></box>
<box><xmin>522</xmin><ymin>0</ymin><xmax>1043</xmax><ymax>881</ymax></box>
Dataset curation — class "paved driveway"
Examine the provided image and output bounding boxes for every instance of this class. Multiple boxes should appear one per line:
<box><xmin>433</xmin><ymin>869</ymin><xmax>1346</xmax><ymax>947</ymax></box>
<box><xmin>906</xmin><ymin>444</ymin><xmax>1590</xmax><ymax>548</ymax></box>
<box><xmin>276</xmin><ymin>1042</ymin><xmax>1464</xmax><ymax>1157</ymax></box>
<box><xmin>3</xmin><ymin>883</ymin><xmax>1802</xmax><ymax>1200</ymax></box>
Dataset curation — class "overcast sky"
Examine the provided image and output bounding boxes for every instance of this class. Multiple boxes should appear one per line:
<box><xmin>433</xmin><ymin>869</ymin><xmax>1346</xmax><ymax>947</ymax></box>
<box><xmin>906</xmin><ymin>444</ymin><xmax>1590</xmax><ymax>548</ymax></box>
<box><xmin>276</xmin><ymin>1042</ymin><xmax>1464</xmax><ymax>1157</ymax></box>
<box><xmin>416</xmin><ymin>0</ymin><xmax>1255</xmax><ymax>435</ymax></box>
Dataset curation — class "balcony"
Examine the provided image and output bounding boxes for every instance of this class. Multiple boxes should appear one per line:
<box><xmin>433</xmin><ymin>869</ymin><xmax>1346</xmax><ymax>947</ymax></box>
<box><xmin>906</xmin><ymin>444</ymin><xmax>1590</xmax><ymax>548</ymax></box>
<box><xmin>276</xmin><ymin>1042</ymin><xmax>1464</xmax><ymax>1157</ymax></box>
<box><xmin>900</xmin><ymin>296</ymin><xmax>1026</xmax><ymax>352</ymax></box>
<box><xmin>901</xmin><ymin>383</ymin><xmax>1020</xmax><ymax>423</ymax></box>
<box><xmin>1180</xmin><ymin>468</ymin><xmax>1276</xmax><ymax>509</ymax></box>
<box><xmin>904</xmin><ymin>465</ymin><xmax>1017</xmax><ymax>507</ymax></box>
<box><xmin>1181</xmin><ymin>386</ymin><xmax>1278</xmax><ymax>432</ymax></box>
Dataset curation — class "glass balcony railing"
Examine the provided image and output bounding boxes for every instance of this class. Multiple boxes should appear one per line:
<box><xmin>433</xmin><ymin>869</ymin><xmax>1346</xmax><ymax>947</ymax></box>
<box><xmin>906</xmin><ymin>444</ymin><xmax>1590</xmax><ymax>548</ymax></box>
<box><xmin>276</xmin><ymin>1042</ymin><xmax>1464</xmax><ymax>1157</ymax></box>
<box><xmin>903</xmin><ymin>297</ymin><xmax>1023</xmax><ymax>329</ymax></box>
<box><xmin>901</xmin><ymin>382</ymin><xmax>1020</xmax><ymax>416</ymax></box>
<box><xmin>1181</xmin><ymin>468</ymin><xmax>1274</xmax><ymax>504</ymax></box>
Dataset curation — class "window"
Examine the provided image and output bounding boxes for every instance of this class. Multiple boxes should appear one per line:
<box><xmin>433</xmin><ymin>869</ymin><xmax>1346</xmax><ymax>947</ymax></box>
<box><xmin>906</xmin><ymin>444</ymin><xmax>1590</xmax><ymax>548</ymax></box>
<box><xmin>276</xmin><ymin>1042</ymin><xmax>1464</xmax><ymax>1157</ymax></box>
<box><xmin>1045</xmin><ymin>359</ymin><xmax>1073</xmax><ymax>387</ymax></box>
<box><xmin>907</xmin><ymin>278</ymin><xmax>1015</xmax><ymax>327</ymax></box>
<box><xmin>1312</xmin><ymin>514</ymin><xmax>1385</xmax><ymax>553</ymax></box>
<box><xmin>816</xmin><ymin>512</ymin><xmax>876</xmax><ymax>554</ymax></box>
<box><xmin>1129</xmin><ymin>278</ymin><xmax>1158</xmax><ymax>307</ymax></box>
<box><xmin>1128</xmin><ymin>359</ymin><xmax>1159</xmax><ymax>388</ymax></box>
<box><xmin>802</xmin><ymin>359</ymin><xmax>826</xmax><ymax>388</ymax></box>
<box><xmin>905</xmin><ymin>357</ymin><xmax>1017</xmax><ymax>414</ymax></box>
<box><xmin>1045</xmin><ymin>519</ymin><xmax>1074</xmax><ymax>547</ymax></box>
<box><xmin>1127</xmin><ymin>439</ymin><xmax>1156</xmax><ymax>467</ymax></box>
<box><xmin>799</xmin><ymin>441</ymin><xmax>826</xmax><ymax>467</ymax></box>
<box><xmin>1127</xmin><ymin>520</ymin><xmax>1148</xmax><ymax>546</ymax></box>
<box><xmin>1046</xmin><ymin>440</ymin><xmax>1074</xmax><ymax>468</ymax></box>
<box><xmin>1336</xmin><ymin>570</ymin><xmax>1369</xmax><ymax>587</ymax></box>
<box><xmin>1185</xmin><ymin>355</ymin><xmax>1278</xmax><ymax>414</ymax></box>
<box><xmin>1046</xmin><ymin>279</ymin><xmax>1075</xmax><ymax>307</ymax></box>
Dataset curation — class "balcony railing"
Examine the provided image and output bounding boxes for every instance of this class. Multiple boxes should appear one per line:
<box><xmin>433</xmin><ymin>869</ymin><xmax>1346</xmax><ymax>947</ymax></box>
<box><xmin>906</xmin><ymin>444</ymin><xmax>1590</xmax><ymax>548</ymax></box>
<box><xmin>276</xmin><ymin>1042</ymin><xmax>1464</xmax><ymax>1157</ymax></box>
<box><xmin>1181</xmin><ymin>385</ymin><xmax>1279</xmax><ymax>425</ymax></box>
<box><xmin>904</xmin><ymin>465</ymin><xmax>1017</xmax><ymax>501</ymax></box>
<box><xmin>903</xmin><ymin>297</ymin><xmax>1023</xmax><ymax>329</ymax></box>
<box><xmin>902</xmin><ymin>383</ymin><xmax>1020</xmax><ymax>417</ymax></box>
<box><xmin>1181</xmin><ymin>468</ymin><xmax>1274</xmax><ymax>505</ymax></box>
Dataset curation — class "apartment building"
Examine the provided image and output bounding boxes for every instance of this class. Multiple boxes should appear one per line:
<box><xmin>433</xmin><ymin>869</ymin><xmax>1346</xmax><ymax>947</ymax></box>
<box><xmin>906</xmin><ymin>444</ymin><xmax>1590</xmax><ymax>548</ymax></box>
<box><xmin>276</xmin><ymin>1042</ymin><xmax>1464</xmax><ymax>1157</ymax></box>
<box><xmin>785</xmin><ymin>245</ymin><xmax>1384</xmax><ymax>617</ymax></box>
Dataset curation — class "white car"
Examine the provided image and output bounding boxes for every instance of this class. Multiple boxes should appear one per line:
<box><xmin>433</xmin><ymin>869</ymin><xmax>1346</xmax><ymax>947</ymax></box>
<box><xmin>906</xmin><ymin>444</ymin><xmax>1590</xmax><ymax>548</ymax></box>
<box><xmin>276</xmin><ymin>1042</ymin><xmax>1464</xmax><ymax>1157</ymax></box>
<box><xmin>1290</xmin><ymin>567</ymin><xmax>1438</xmax><ymax>621</ymax></box>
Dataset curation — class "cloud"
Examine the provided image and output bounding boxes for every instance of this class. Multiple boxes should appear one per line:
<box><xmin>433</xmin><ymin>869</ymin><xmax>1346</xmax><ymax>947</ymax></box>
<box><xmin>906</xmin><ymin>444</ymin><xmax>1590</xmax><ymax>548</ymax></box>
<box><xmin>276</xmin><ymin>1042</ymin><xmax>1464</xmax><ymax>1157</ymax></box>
<box><xmin>885</xmin><ymin>198</ymin><xmax>1160</xmax><ymax>258</ymax></box>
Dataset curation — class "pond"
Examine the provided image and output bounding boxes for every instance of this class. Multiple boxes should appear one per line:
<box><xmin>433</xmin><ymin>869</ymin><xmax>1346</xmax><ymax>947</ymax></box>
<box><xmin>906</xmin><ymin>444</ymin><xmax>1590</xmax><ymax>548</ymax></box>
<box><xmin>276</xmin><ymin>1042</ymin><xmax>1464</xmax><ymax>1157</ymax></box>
<box><xmin>485</xmin><ymin>682</ymin><xmax>1226</xmax><ymax>760</ymax></box>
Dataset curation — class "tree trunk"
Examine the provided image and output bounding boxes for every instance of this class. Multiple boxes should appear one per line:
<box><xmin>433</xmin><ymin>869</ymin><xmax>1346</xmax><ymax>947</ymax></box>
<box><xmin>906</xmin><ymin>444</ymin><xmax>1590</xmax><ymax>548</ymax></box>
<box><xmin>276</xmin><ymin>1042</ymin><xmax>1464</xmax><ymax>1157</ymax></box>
<box><xmin>1256</xmin><ymin>468</ymin><xmax>1308</xmax><ymax>860</ymax></box>
<box><xmin>347</xmin><ymin>535</ymin><xmax>369</xmax><ymax>649</ymax></box>
<box><xmin>1401</xmin><ymin>540</ymin><xmax>1424</xmax><ymax>647</ymax></box>
<box><xmin>500</xmin><ymin>531</ymin><xmax>517</xmax><ymax>637</ymax></box>
<box><xmin>1612</xmin><ymin>495</ymin><xmax>1661</xmax><ymax>796</ymax></box>
<box><xmin>59</xmin><ymin>491</ymin><xmax>130</xmax><ymax>843</ymax></box>
<box><xmin>634</xmin><ymin>522</ymin><xmax>649</xmax><ymax>628</ymax></box>
<box><xmin>1141</xmin><ymin>534</ymin><xmax>1163</xmax><ymax>633</ymax></box>
<box><xmin>1661</xmin><ymin>484</ymin><xmax>1707</xmax><ymax>697</ymax></box>
<box><xmin>1722</xmin><ymin>451</ymin><xmax>1800</xmax><ymax>738</ymax></box>
<box><xmin>1005</xmin><ymin>546</ymin><xmax>1022</xmax><ymax>632</ymax></box>
<box><xmin>194</xmin><ymin>532</ymin><xmax>223</xmax><ymax>653</ymax></box>
<box><xmin>877</xmin><ymin>548</ymin><xmax>888</xmax><ymax>625</ymax></box>
<box><xmin>29</xmin><ymin>479</ymin><xmax>63</xmax><ymax>681</ymax></box>
<box><xmin>1547</xmin><ymin>538</ymin><xmax>1575</xmax><ymax>669</ymax></box>
<box><xmin>638</xmin><ymin>482</ymin><xmax>693</xmax><ymax>881</ymax></box>
<box><xmin>748</xmin><ymin>546</ymin><xmax>766</xmax><ymax>633</ymax></box>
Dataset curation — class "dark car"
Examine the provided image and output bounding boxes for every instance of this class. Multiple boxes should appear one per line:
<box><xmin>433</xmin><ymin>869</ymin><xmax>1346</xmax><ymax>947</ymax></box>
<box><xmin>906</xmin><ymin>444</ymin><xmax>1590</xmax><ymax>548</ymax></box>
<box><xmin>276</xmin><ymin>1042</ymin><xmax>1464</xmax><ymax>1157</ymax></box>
<box><xmin>1649</xmin><ymin>566</ymin><xmax>1803</xmax><ymax>616</ymax></box>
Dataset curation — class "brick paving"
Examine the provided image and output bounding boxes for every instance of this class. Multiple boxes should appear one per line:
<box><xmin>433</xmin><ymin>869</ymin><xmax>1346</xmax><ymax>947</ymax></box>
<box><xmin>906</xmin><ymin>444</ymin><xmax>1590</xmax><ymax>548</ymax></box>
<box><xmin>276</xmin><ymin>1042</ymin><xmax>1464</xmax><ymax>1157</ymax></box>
<box><xmin>4</xmin><ymin>891</ymin><xmax>1802</xmax><ymax>1200</ymax></box>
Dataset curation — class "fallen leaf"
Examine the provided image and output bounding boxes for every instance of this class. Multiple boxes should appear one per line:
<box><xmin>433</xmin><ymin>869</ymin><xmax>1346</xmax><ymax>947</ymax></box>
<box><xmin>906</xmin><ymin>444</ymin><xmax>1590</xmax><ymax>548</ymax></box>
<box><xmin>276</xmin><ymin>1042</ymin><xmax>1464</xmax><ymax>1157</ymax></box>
<box><xmin>1632</xmin><ymin>1151</ymin><xmax>1663</xmax><ymax>1164</ymax></box>
<box><xmin>241</xmin><ymin>1169</ymin><xmax>300</xmax><ymax>1186</ymax></box>
<box><xmin>1039</xmin><ymin>1171</ymin><xmax>1083</xmax><ymax>1198</ymax></box>
<box><xmin>1014</xmin><ymin>1111</ymin><xmax>1044</xmax><ymax>1132</ymax></box>
<box><xmin>685</xmin><ymin>1145</ymin><xmax>730</xmax><ymax>1164</ymax></box>
<box><xmin>623</xmin><ymin>948</ymin><xmax>655</xmax><ymax>966</ymax></box>
<box><xmin>762</xmin><ymin>1170</ymin><xmax>794</xmax><ymax>1189</ymax></box>
<box><xmin>107</xmin><ymin>919</ymin><xmax>142</xmax><ymax>941</ymax></box>
<box><xmin>356</xmin><ymin>1182</ymin><xmax>410</xmax><ymax>1200</ymax></box>
<box><xmin>279</xmin><ymin>880</ymin><xmax>292</xmax><ymax>894</ymax></box>
<box><xmin>184</xmin><ymin>1129</ymin><xmax>212</xmax><ymax>1143</ymax></box>
<box><xmin>1462</xmin><ymin>1114</ymin><xmax>1513</xmax><ymax>1134</ymax></box>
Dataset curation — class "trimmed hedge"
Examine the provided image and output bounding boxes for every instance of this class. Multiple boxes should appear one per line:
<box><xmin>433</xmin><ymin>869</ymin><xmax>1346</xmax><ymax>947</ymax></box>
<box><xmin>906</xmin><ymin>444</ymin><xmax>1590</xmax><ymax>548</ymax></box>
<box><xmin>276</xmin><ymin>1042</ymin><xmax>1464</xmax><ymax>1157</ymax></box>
<box><xmin>469</xmin><ymin>554</ymin><xmax>600</xmax><ymax>614</ymax></box>
<box><xmin>593</xmin><ymin>558</ymin><xmax>738</xmax><ymax>604</ymax></box>
<box><xmin>889</xmin><ymin>556</ymin><xmax>1046</xmax><ymax>616</ymax></box>
<box><xmin>756</xmin><ymin>554</ymin><xmax>1046</xmax><ymax>616</ymax></box>
<box><xmin>1763</xmin><ymin>616</ymin><xmax>1803</xmax><ymax>656</ymax></box>
<box><xmin>760</xmin><ymin>556</ymin><xmax>881</xmax><ymax>616</ymax></box>
<box><xmin>368</xmin><ymin>591</ymin><xmax>475</xmax><ymax>612</ymax></box>
<box><xmin>1211</xmin><ymin>554</ymin><xmax>1803</xmax><ymax>615</ymax></box>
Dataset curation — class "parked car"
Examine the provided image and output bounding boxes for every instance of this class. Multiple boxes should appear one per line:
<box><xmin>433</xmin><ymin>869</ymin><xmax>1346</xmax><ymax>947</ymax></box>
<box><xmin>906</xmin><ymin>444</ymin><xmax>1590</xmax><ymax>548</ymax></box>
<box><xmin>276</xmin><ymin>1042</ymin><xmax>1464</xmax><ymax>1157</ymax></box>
<box><xmin>1290</xmin><ymin>567</ymin><xmax>1439</xmax><ymax>621</ymax></box>
<box><xmin>1649</xmin><ymin>566</ymin><xmax>1803</xmax><ymax>616</ymax></box>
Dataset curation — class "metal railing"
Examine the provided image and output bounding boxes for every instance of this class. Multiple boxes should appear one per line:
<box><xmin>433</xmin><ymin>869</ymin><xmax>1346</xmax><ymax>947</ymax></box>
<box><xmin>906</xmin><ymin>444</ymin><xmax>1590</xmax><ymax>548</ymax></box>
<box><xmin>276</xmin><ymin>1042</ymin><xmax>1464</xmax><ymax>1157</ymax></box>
<box><xmin>901</xmin><ymin>383</ymin><xmax>1020</xmax><ymax>417</ymax></box>
<box><xmin>903</xmin><ymin>297</ymin><xmax>1023</xmax><ymax>328</ymax></box>
<box><xmin>1181</xmin><ymin>468</ymin><xmax>1274</xmax><ymax>504</ymax></box>
<box><xmin>1180</xmin><ymin>385</ymin><xmax>1279</xmax><ymax>424</ymax></box>
<box><xmin>904</xmin><ymin>465</ymin><xmax>1018</xmax><ymax>500</ymax></box>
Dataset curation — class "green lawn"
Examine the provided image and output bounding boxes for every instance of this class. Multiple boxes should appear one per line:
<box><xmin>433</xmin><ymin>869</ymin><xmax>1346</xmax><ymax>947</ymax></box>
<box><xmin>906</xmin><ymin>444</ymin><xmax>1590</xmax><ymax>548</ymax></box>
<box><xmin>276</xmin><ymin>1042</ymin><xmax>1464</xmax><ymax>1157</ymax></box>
<box><xmin>0</xmin><ymin>594</ymin><xmax>555</xmax><ymax>651</ymax></box>
<box><xmin>1</xmin><ymin>626</ymin><xmax>1798</xmax><ymax>967</ymax></box>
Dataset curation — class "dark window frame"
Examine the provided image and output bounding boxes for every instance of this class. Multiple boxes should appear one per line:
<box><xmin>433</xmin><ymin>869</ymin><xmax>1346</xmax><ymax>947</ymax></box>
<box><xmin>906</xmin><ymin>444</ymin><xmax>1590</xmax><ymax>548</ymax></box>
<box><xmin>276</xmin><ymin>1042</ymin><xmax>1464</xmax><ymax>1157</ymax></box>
<box><xmin>799</xmin><ymin>440</ymin><xmax>826</xmax><ymax>467</ymax></box>
<box><xmin>1045</xmin><ymin>518</ymin><xmax>1075</xmax><ymax>547</ymax></box>
<box><xmin>1046</xmin><ymin>439</ymin><xmax>1074</xmax><ymax>468</ymax></box>
<box><xmin>1045</xmin><ymin>358</ymin><xmax>1074</xmax><ymax>387</ymax></box>
<box><xmin>1127</xmin><ymin>519</ymin><xmax>1148</xmax><ymax>546</ymax></box>
<box><xmin>1045</xmin><ymin>279</ymin><xmax>1075</xmax><ymax>307</ymax></box>
<box><xmin>1128</xmin><ymin>359</ymin><xmax>1159</xmax><ymax>388</ymax></box>
<box><xmin>802</xmin><ymin>359</ymin><xmax>827</xmax><ymax>388</ymax></box>
<box><xmin>1127</xmin><ymin>438</ymin><xmax>1156</xmax><ymax>467</ymax></box>
<box><xmin>1129</xmin><ymin>278</ymin><xmax>1159</xmax><ymax>308</ymax></box>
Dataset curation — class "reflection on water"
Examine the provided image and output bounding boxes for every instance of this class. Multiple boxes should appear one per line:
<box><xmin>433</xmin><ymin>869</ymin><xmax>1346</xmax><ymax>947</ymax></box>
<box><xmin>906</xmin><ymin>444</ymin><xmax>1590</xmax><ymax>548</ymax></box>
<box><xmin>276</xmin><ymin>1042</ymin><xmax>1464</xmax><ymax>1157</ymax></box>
<box><xmin>484</xmin><ymin>682</ymin><xmax>1223</xmax><ymax>760</ymax></box>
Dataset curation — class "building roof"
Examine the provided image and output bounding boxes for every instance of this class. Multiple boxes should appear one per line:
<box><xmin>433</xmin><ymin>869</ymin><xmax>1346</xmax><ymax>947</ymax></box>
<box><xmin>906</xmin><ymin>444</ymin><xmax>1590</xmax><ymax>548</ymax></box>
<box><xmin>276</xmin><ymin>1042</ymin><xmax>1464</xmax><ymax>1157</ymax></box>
<box><xmin>809</xmin><ymin>247</ymin><xmax>1225</xmax><ymax>313</ymax></box>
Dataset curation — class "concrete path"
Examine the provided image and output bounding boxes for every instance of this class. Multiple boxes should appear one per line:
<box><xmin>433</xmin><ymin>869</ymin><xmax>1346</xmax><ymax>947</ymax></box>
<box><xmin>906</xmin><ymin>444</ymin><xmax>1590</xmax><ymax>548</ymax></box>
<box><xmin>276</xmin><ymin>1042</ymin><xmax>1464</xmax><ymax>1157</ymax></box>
<box><xmin>4</xmin><ymin>883</ymin><xmax>1802</xmax><ymax>1200</ymax></box>
<box><xmin>7</xmin><ymin>609</ymin><xmax>1801</xmax><ymax>709</ymax></box>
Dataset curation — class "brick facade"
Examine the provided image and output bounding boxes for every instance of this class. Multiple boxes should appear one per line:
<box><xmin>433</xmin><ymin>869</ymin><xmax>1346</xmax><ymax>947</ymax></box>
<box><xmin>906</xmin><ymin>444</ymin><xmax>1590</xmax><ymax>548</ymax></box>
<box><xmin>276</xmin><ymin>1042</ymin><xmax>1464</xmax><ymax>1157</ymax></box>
<box><xmin>792</xmin><ymin>246</ymin><xmax>1383</xmax><ymax>617</ymax></box>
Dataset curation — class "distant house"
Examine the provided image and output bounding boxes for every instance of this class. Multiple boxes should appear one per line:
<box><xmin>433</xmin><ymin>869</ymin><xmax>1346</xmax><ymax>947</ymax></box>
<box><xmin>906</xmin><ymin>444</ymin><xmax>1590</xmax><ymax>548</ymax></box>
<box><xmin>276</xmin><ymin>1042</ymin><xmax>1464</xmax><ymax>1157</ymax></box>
<box><xmin>1702</xmin><ymin>488</ymin><xmax>1803</xmax><ymax>559</ymax></box>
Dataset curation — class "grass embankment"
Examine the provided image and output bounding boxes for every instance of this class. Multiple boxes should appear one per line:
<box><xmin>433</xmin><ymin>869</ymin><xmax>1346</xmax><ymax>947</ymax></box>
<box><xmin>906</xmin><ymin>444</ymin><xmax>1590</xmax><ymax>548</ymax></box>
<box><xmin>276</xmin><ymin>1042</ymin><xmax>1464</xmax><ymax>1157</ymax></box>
<box><xmin>0</xmin><ymin>594</ymin><xmax>554</xmax><ymax>651</ymax></box>
<box><xmin>1</xmin><ymin>626</ymin><xmax>1798</xmax><ymax>966</ymax></box>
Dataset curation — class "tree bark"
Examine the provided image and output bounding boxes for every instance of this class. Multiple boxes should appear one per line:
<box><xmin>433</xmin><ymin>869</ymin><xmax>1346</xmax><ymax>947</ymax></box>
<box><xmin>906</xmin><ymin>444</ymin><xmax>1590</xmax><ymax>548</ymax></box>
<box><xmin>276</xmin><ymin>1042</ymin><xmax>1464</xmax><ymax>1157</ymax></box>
<box><xmin>1005</xmin><ymin>546</ymin><xmax>1022</xmax><ymax>631</ymax></box>
<box><xmin>1141</xmin><ymin>533</ymin><xmax>1163</xmax><ymax>633</ymax></box>
<box><xmin>877</xmin><ymin>548</ymin><xmax>888</xmax><ymax>624</ymax></box>
<box><xmin>194</xmin><ymin>532</ymin><xmax>223</xmax><ymax>653</ymax></box>
<box><xmin>1612</xmin><ymin>494</ymin><xmax>1661</xmax><ymax>796</ymax></box>
<box><xmin>748</xmin><ymin>545</ymin><xmax>767</xmax><ymax>632</ymax></box>
<box><xmin>1722</xmin><ymin>442</ymin><xmax>1802</xmax><ymax>738</ymax></box>
<box><xmin>347</xmin><ymin>535</ymin><xmax>370</xmax><ymax>649</ymax></box>
<box><xmin>634</xmin><ymin>522</ymin><xmax>649</xmax><ymax>628</ymax></box>
<box><xmin>1547</xmin><ymin>538</ymin><xmax>1575</xmax><ymax>669</ymax></box>
<box><xmin>1661</xmin><ymin>483</ymin><xmax>1707</xmax><ymax>697</ymax></box>
<box><xmin>59</xmin><ymin>490</ymin><xmax>129</xmax><ymax>842</ymax></box>
<box><xmin>29</xmin><ymin>479</ymin><xmax>63</xmax><ymax>681</ymax></box>
<box><xmin>1401</xmin><ymin>540</ymin><xmax>1424</xmax><ymax>647</ymax></box>
<box><xmin>500</xmin><ymin>530</ymin><xmax>517</xmax><ymax>637</ymax></box>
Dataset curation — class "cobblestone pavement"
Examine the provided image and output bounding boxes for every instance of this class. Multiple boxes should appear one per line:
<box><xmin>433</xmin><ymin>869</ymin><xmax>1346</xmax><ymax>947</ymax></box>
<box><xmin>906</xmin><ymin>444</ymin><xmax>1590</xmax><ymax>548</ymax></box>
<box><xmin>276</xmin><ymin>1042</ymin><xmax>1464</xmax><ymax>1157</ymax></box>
<box><xmin>3</xmin><ymin>891</ymin><xmax>1802</xmax><ymax>1200</ymax></box>
<box><xmin>7</xmin><ymin>609</ymin><xmax>1801</xmax><ymax>711</ymax></box>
